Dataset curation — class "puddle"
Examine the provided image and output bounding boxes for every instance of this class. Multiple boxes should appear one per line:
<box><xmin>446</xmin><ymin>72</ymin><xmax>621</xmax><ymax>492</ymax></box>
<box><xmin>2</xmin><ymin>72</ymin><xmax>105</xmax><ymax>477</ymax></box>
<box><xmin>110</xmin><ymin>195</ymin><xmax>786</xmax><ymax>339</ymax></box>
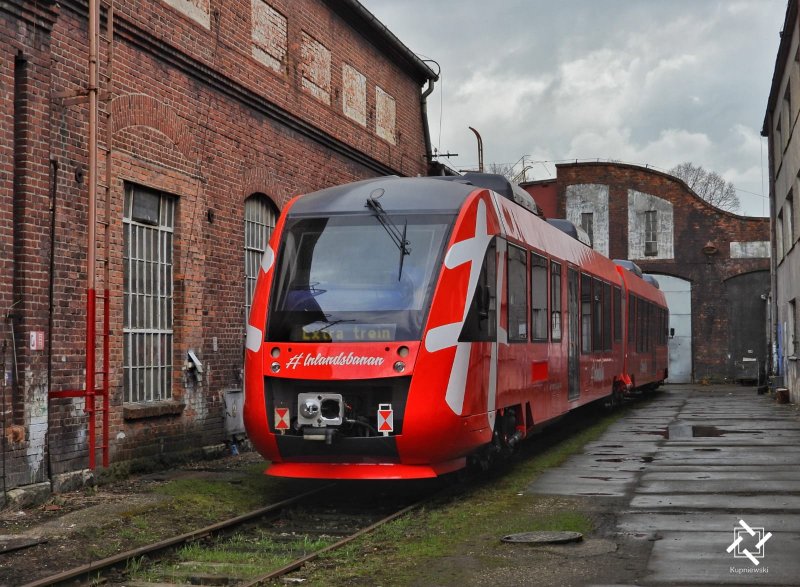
<box><xmin>662</xmin><ymin>423</ymin><xmax>726</xmax><ymax>439</ymax></box>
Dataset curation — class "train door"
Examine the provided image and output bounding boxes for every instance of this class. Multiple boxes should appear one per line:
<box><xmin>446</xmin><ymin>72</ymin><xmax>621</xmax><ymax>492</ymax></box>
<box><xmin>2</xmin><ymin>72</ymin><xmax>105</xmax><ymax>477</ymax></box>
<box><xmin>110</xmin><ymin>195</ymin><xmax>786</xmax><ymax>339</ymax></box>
<box><xmin>567</xmin><ymin>268</ymin><xmax>580</xmax><ymax>399</ymax></box>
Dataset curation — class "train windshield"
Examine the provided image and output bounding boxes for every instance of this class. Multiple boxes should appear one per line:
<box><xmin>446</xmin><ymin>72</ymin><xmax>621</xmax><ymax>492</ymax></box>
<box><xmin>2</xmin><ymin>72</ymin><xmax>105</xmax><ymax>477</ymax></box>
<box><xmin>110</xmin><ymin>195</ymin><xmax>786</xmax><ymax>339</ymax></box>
<box><xmin>267</xmin><ymin>213</ymin><xmax>453</xmax><ymax>342</ymax></box>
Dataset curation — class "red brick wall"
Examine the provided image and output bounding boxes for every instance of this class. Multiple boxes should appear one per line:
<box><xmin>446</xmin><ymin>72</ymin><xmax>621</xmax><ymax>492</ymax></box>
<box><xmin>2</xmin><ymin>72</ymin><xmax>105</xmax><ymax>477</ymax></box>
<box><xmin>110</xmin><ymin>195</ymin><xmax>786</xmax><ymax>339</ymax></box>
<box><xmin>2</xmin><ymin>1</ymin><xmax>60</xmax><ymax>492</ymax></box>
<box><xmin>2</xmin><ymin>0</ymin><xmax>432</xmax><ymax>493</ymax></box>
<box><xmin>552</xmin><ymin>163</ymin><xmax>770</xmax><ymax>381</ymax></box>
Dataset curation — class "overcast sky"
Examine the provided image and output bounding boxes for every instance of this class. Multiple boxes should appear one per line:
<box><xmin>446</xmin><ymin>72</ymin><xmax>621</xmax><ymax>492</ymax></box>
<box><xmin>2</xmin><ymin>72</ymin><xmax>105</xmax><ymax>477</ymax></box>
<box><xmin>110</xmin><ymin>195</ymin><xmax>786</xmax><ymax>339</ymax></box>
<box><xmin>360</xmin><ymin>0</ymin><xmax>787</xmax><ymax>217</ymax></box>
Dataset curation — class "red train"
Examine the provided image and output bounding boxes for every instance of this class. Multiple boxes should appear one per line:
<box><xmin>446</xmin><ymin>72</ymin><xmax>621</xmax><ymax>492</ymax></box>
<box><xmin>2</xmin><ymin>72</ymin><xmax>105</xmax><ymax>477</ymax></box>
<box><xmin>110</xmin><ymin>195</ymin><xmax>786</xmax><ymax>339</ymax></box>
<box><xmin>243</xmin><ymin>173</ymin><xmax>668</xmax><ymax>480</ymax></box>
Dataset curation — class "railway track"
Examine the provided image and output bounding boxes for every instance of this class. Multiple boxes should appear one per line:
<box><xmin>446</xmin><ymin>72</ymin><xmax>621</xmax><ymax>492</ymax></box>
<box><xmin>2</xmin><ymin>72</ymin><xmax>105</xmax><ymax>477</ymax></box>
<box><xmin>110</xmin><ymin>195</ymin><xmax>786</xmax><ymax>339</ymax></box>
<box><xmin>20</xmin><ymin>481</ymin><xmax>435</xmax><ymax>587</ymax></box>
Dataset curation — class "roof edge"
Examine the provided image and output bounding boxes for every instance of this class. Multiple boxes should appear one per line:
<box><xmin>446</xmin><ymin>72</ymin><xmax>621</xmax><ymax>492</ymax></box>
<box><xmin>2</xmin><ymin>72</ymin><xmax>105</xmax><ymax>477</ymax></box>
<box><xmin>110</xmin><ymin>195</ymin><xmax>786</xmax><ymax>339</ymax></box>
<box><xmin>762</xmin><ymin>0</ymin><xmax>797</xmax><ymax>135</ymax></box>
<box><xmin>322</xmin><ymin>0</ymin><xmax>438</xmax><ymax>84</ymax></box>
<box><xmin>555</xmin><ymin>161</ymin><xmax>769</xmax><ymax>222</ymax></box>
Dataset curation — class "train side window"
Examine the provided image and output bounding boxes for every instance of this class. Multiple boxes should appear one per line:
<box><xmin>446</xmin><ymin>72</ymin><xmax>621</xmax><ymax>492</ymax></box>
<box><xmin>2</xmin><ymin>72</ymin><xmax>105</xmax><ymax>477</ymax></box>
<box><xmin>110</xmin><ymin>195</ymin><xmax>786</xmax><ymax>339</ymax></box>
<box><xmin>592</xmin><ymin>277</ymin><xmax>603</xmax><ymax>352</ymax></box>
<box><xmin>508</xmin><ymin>244</ymin><xmax>529</xmax><ymax>342</ymax></box>
<box><xmin>613</xmin><ymin>286</ymin><xmax>622</xmax><ymax>342</ymax></box>
<box><xmin>603</xmin><ymin>282</ymin><xmax>612</xmax><ymax>350</ymax></box>
<box><xmin>459</xmin><ymin>238</ymin><xmax>497</xmax><ymax>342</ymax></box>
<box><xmin>531</xmin><ymin>253</ymin><xmax>548</xmax><ymax>341</ymax></box>
<box><xmin>628</xmin><ymin>294</ymin><xmax>636</xmax><ymax>348</ymax></box>
<box><xmin>581</xmin><ymin>273</ymin><xmax>592</xmax><ymax>353</ymax></box>
<box><xmin>637</xmin><ymin>299</ymin><xmax>646</xmax><ymax>353</ymax></box>
<box><xmin>550</xmin><ymin>261</ymin><xmax>562</xmax><ymax>341</ymax></box>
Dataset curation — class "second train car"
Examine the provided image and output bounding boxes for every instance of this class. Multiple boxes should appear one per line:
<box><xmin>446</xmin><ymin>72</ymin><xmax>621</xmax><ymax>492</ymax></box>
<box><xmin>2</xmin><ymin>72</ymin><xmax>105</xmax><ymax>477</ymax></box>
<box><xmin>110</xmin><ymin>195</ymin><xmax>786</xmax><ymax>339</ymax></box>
<box><xmin>243</xmin><ymin>173</ymin><xmax>668</xmax><ymax>479</ymax></box>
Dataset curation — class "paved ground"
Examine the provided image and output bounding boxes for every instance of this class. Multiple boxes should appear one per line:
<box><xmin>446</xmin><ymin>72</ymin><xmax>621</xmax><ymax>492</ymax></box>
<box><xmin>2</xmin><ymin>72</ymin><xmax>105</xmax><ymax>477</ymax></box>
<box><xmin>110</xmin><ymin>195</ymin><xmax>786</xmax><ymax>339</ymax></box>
<box><xmin>528</xmin><ymin>384</ymin><xmax>800</xmax><ymax>586</ymax></box>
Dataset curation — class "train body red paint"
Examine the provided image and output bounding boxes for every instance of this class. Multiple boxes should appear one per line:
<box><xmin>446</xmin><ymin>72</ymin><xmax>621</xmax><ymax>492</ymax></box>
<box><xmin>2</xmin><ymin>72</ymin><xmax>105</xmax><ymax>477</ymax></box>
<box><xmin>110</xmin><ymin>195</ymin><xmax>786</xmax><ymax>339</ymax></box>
<box><xmin>244</xmin><ymin>174</ymin><xmax>668</xmax><ymax>480</ymax></box>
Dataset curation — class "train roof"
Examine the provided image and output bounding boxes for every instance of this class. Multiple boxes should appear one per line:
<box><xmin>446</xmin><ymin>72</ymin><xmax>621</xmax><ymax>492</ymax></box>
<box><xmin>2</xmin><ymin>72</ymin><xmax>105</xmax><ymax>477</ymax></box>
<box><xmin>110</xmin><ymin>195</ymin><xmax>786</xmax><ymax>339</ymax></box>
<box><xmin>615</xmin><ymin>264</ymin><xmax>667</xmax><ymax>307</ymax></box>
<box><xmin>546</xmin><ymin>219</ymin><xmax>592</xmax><ymax>246</ymax></box>
<box><xmin>289</xmin><ymin>174</ymin><xmax>542</xmax><ymax>218</ymax></box>
<box><xmin>288</xmin><ymin>176</ymin><xmax>476</xmax><ymax>216</ymax></box>
<box><xmin>431</xmin><ymin>172</ymin><xmax>540</xmax><ymax>216</ymax></box>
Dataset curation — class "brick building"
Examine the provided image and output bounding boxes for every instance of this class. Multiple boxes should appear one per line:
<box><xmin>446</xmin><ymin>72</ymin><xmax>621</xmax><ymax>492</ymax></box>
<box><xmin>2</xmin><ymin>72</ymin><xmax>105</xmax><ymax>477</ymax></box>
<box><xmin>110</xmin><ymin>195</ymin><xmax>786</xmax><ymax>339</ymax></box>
<box><xmin>763</xmin><ymin>0</ymin><xmax>800</xmax><ymax>404</ymax></box>
<box><xmin>1</xmin><ymin>0</ymin><xmax>437</xmax><ymax>504</ymax></box>
<box><xmin>524</xmin><ymin>162</ymin><xmax>771</xmax><ymax>384</ymax></box>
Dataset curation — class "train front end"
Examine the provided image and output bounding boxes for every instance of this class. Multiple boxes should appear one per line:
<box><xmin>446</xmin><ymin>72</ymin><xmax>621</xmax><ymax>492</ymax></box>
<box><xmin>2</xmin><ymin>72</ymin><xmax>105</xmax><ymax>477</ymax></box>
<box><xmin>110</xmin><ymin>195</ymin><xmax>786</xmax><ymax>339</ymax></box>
<box><xmin>244</xmin><ymin>177</ymin><xmax>486</xmax><ymax>479</ymax></box>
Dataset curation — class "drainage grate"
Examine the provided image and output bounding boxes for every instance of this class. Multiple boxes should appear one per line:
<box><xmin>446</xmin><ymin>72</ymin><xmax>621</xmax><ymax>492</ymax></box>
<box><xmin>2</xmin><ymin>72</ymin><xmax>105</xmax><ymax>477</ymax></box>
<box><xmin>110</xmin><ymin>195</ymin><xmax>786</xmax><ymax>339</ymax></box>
<box><xmin>501</xmin><ymin>531</ymin><xmax>583</xmax><ymax>544</ymax></box>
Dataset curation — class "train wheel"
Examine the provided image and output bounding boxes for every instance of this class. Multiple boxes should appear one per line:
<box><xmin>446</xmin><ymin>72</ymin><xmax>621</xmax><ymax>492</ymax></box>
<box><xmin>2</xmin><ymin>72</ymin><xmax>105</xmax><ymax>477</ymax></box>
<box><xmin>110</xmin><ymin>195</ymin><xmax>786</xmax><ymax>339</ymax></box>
<box><xmin>604</xmin><ymin>385</ymin><xmax>624</xmax><ymax>410</ymax></box>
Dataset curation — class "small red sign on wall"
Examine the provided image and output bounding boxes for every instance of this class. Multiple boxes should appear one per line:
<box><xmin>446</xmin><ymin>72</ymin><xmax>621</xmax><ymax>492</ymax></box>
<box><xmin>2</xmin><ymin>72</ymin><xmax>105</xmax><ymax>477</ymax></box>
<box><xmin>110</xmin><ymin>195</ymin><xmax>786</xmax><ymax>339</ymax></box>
<box><xmin>29</xmin><ymin>331</ymin><xmax>44</xmax><ymax>351</ymax></box>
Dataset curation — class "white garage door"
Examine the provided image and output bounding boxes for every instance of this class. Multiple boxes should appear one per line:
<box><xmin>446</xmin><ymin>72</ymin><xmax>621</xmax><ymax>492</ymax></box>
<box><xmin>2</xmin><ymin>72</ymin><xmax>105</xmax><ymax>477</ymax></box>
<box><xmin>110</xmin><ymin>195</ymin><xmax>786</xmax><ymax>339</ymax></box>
<box><xmin>653</xmin><ymin>275</ymin><xmax>692</xmax><ymax>383</ymax></box>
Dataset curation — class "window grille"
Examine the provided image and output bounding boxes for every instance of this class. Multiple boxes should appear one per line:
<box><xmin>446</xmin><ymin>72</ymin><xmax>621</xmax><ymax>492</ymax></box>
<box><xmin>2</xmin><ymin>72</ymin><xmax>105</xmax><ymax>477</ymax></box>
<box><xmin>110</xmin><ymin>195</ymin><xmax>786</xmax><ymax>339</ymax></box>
<box><xmin>784</xmin><ymin>194</ymin><xmax>794</xmax><ymax>256</ymax></box>
<box><xmin>644</xmin><ymin>210</ymin><xmax>658</xmax><ymax>256</ymax></box>
<box><xmin>123</xmin><ymin>185</ymin><xmax>175</xmax><ymax>403</ymax></box>
<box><xmin>244</xmin><ymin>195</ymin><xmax>277</xmax><ymax>323</ymax></box>
<box><xmin>580</xmin><ymin>212</ymin><xmax>594</xmax><ymax>247</ymax></box>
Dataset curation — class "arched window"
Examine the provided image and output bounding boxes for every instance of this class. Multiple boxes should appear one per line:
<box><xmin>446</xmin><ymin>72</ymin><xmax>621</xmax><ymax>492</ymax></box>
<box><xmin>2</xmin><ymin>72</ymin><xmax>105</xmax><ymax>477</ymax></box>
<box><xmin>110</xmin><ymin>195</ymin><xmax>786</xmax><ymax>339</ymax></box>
<box><xmin>244</xmin><ymin>194</ymin><xmax>277</xmax><ymax>323</ymax></box>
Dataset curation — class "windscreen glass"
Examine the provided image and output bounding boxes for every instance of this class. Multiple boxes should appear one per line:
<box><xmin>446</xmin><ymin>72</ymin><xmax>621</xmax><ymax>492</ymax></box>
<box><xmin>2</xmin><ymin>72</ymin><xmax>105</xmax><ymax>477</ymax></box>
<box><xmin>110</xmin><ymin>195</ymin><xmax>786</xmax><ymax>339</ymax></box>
<box><xmin>267</xmin><ymin>213</ymin><xmax>453</xmax><ymax>342</ymax></box>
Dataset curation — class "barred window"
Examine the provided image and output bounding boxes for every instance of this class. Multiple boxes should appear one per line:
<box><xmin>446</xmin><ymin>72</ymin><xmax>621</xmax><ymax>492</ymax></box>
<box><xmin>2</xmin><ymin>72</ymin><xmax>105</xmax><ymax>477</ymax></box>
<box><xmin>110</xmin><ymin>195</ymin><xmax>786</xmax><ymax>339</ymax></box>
<box><xmin>123</xmin><ymin>185</ymin><xmax>175</xmax><ymax>403</ymax></box>
<box><xmin>580</xmin><ymin>212</ymin><xmax>594</xmax><ymax>247</ymax></box>
<box><xmin>644</xmin><ymin>210</ymin><xmax>658</xmax><ymax>256</ymax></box>
<box><xmin>244</xmin><ymin>195</ymin><xmax>277</xmax><ymax>323</ymax></box>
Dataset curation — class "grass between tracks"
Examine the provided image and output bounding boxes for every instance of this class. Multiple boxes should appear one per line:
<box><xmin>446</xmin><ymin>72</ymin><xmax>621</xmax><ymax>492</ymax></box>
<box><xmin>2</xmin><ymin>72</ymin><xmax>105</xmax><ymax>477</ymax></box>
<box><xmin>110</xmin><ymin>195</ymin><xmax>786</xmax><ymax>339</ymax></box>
<box><xmin>80</xmin><ymin>406</ymin><xmax>622</xmax><ymax>585</ymax></box>
<box><xmin>297</xmin><ymin>407</ymin><xmax>624</xmax><ymax>586</ymax></box>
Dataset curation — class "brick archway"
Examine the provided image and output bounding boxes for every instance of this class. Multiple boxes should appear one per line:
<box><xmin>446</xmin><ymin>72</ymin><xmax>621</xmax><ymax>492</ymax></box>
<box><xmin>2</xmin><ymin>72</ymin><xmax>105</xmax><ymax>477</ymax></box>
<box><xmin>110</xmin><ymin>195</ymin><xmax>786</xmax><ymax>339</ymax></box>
<box><xmin>241</xmin><ymin>166</ymin><xmax>287</xmax><ymax>209</ymax></box>
<box><xmin>110</xmin><ymin>94</ymin><xmax>194</xmax><ymax>160</ymax></box>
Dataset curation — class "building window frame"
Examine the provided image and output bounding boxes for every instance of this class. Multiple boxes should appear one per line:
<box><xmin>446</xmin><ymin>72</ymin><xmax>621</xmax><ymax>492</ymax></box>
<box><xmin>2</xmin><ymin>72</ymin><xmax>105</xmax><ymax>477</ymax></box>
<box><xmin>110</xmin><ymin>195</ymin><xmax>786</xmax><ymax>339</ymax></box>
<box><xmin>244</xmin><ymin>194</ymin><xmax>277</xmax><ymax>324</ymax></box>
<box><xmin>784</xmin><ymin>192</ymin><xmax>794</xmax><ymax>255</ymax></box>
<box><xmin>580</xmin><ymin>212</ymin><xmax>594</xmax><ymax>247</ymax></box>
<box><xmin>644</xmin><ymin>209</ymin><xmax>658</xmax><ymax>256</ymax></box>
<box><xmin>123</xmin><ymin>184</ymin><xmax>175</xmax><ymax>404</ymax></box>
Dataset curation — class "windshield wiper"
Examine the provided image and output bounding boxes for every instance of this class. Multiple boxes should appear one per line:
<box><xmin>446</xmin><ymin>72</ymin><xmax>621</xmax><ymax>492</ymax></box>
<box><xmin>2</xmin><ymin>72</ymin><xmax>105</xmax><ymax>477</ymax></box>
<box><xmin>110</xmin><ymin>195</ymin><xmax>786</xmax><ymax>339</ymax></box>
<box><xmin>366</xmin><ymin>195</ymin><xmax>411</xmax><ymax>280</ymax></box>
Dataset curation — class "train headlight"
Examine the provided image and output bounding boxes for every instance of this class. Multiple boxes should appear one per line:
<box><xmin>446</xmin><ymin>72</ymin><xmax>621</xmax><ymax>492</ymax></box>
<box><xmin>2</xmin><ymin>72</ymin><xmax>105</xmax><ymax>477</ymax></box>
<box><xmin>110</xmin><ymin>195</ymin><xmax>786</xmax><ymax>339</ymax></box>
<box><xmin>270</xmin><ymin>362</ymin><xmax>281</xmax><ymax>373</ymax></box>
<box><xmin>393</xmin><ymin>361</ymin><xmax>405</xmax><ymax>373</ymax></box>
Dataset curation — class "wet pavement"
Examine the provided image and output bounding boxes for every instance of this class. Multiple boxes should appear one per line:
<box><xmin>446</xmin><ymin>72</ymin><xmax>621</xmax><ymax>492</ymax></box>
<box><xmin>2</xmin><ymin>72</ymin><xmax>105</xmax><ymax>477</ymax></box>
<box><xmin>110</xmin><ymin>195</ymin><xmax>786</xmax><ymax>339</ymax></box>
<box><xmin>528</xmin><ymin>384</ymin><xmax>800</xmax><ymax>585</ymax></box>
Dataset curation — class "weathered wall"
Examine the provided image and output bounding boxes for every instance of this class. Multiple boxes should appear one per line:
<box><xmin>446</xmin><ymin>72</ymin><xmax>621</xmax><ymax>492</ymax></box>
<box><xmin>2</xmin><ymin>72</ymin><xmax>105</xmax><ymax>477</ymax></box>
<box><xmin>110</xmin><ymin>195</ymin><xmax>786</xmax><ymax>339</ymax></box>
<box><xmin>763</xmin><ymin>1</ymin><xmax>800</xmax><ymax>403</ymax></box>
<box><xmin>529</xmin><ymin>162</ymin><xmax>771</xmax><ymax>382</ymax></box>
